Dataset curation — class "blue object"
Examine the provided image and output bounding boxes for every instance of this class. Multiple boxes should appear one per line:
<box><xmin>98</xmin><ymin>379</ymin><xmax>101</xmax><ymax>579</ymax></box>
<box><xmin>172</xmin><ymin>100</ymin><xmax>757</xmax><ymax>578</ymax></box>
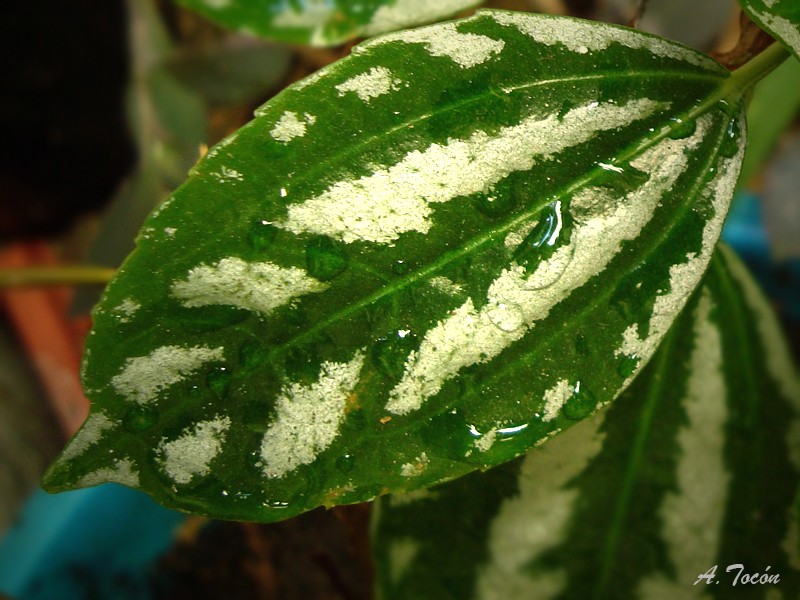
<box><xmin>0</xmin><ymin>485</ymin><xmax>185</xmax><ymax>599</ymax></box>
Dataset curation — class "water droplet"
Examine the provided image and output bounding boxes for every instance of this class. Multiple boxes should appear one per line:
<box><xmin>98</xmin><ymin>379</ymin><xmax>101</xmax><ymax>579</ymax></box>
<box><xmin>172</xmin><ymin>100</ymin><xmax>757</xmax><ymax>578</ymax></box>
<box><xmin>562</xmin><ymin>381</ymin><xmax>596</xmax><ymax>420</ymax></box>
<box><xmin>476</xmin><ymin>191</ymin><xmax>516</xmax><ymax>218</ymax></box>
<box><xmin>596</xmin><ymin>162</ymin><xmax>650</xmax><ymax>195</ymax></box>
<box><xmin>617</xmin><ymin>354</ymin><xmax>640</xmax><ymax>378</ymax></box>
<box><xmin>486</xmin><ymin>302</ymin><xmax>525</xmax><ymax>333</ymax></box>
<box><xmin>719</xmin><ymin>119</ymin><xmax>740</xmax><ymax>158</ymax></box>
<box><xmin>392</xmin><ymin>259</ymin><xmax>410</xmax><ymax>275</ymax></box>
<box><xmin>124</xmin><ymin>406</ymin><xmax>158</xmax><ymax>431</ymax></box>
<box><xmin>372</xmin><ymin>329</ymin><xmax>418</xmax><ymax>380</ymax></box>
<box><xmin>336</xmin><ymin>453</ymin><xmax>355</xmax><ymax>473</ymax></box>
<box><xmin>668</xmin><ymin>117</ymin><xmax>697</xmax><ymax>140</ymax></box>
<box><xmin>207</xmin><ymin>367</ymin><xmax>232</xmax><ymax>398</ymax></box>
<box><xmin>521</xmin><ymin>244</ymin><xmax>575</xmax><ymax>291</ymax></box>
<box><xmin>247</xmin><ymin>220</ymin><xmax>278</xmax><ymax>251</ymax></box>
<box><xmin>266</xmin><ymin>499</ymin><xmax>291</xmax><ymax>509</ymax></box>
<box><xmin>306</xmin><ymin>236</ymin><xmax>348</xmax><ymax>281</ymax></box>
<box><xmin>513</xmin><ymin>200</ymin><xmax>570</xmax><ymax>275</ymax></box>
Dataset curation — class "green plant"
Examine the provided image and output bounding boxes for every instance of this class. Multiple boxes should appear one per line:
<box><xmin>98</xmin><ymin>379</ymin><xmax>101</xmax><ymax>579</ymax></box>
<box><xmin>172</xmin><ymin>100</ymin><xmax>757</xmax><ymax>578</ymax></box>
<box><xmin>42</xmin><ymin>0</ymin><xmax>800</xmax><ymax>596</ymax></box>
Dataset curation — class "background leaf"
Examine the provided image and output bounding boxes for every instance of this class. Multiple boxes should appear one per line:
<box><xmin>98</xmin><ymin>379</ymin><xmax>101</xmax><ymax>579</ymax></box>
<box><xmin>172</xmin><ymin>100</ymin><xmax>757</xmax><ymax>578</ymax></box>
<box><xmin>739</xmin><ymin>0</ymin><xmax>800</xmax><ymax>61</ymax></box>
<box><xmin>372</xmin><ymin>246</ymin><xmax>800</xmax><ymax>599</ymax></box>
<box><xmin>44</xmin><ymin>11</ymin><xmax>747</xmax><ymax>522</ymax></box>
<box><xmin>174</xmin><ymin>0</ymin><xmax>481</xmax><ymax>47</ymax></box>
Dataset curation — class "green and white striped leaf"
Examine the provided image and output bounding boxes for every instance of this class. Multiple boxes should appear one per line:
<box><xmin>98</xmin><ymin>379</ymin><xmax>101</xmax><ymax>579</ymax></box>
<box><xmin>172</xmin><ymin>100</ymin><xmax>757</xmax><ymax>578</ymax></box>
<box><xmin>372</xmin><ymin>246</ymin><xmax>800</xmax><ymax>600</ymax></box>
<box><xmin>174</xmin><ymin>0</ymin><xmax>480</xmax><ymax>46</ymax></box>
<box><xmin>740</xmin><ymin>0</ymin><xmax>800</xmax><ymax>61</ymax></box>
<box><xmin>44</xmin><ymin>11</ymin><xmax>750</xmax><ymax>522</ymax></box>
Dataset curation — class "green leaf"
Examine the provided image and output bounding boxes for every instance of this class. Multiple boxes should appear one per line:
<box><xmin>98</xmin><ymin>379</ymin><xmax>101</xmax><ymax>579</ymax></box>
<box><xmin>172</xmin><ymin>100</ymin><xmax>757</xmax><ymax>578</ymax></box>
<box><xmin>44</xmin><ymin>11</ymin><xmax>751</xmax><ymax>522</ymax></box>
<box><xmin>372</xmin><ymin>246</ymin><xmax>800</xmax><ymax>599</ymax></box>
<box><xmin>174</xmin><ymin>0</ymin><xmax>481</xmax><ymax>47</ymax></box>
<box><xmin>740</xmin><ymin>0</ymin><xmax>800</xmax><ymax>62</ymax></box>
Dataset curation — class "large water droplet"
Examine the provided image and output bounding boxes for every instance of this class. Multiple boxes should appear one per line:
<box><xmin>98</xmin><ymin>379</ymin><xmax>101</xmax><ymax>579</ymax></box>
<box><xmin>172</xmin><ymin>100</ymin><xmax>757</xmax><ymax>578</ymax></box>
<box><xmin>562</xmin><ymin>381</ymin><xmax>596</xmax><ymax>420</ymax></box>
<box><xmin>372</xmin><ymin>329</ymin><xmax>417</xmax><ymax>380</ymax></box>
<box><xmin>719</xmin><ymin>118</ymin><xmax>740</xmax><ymax>158</ymax></box>
<box><xmin>306</xmin><ymin>236</ymin><xmax>348</xmax><ymax>281</ymax></box>
<box><xmin>124</xmin><ymin>406</ymin><xmax>159</xmax><ymax>432</ymax></box>
<box><xmin>596</xmin><ymin>162</ymin><xmax>650</xmax><ymax>195</ymax></box>
<box><xmin>247</xmin><ymin>220</ymin><xmax>278</xmax><ymax>251</ymax></box>
<box><xmin>486</xmin><ymin>302</ymin><xmax>525</xmax><ymax>333</ymax></box>
<box><xmin>513</xmin><ymin>200</ymin><xmax>565</xmax><ymax>271</ymax></box>
<box><xmin>207</xmin><ymin>367</ymin><xmax>232</xmax><ymax>398</ymax></box>
<box><xmin>668</xmin><ymin>117</ymin><xmax>697</xmax><ymax>140</ymax></box>
<box><xmin>522</xmin><ymin>244</ymin><xmax>575</xmax><ymax>290</ymax></box>
<box><xmin>392</xmin><ymin>259</ymin><xmax>410</xmax><ymax>275</ymax></box>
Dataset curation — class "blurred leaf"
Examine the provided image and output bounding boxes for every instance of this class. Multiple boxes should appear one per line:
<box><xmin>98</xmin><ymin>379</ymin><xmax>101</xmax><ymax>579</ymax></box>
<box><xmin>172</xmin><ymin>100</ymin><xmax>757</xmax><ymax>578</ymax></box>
<box><xmin>372</xmin><ymin>246</ymin><xmax>800</xmax><ymax>599</ymax></box>
<box><xmin>740</xmin><ymin>0</ymin><xmax>800</xmax><ymax>61</ymax></box>
<box><xmin>175</xmin><ymin>0</ymin><xmax>481</xmax><ymax>47</ymax></box>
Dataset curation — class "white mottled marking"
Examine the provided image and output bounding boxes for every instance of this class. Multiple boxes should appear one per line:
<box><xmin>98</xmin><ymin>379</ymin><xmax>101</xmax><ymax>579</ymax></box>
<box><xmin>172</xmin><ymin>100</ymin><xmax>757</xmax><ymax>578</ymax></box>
<box><xmin>359</xmin><ymin>21</ymin><xmax>504</xmax><ymax>69</ymax></box>
<box><xmin>279</xmin><ymin>99</ymin><xmax>667</xmax><ymax>244</ymax></box>
<box><xmin>476</xmin><ymin>409</ymin><xmax>606</xmax><ymax>600</ymax></box>
<box><xmin>386</xmin><ymin>120</ymin><xmax>705</xmax><ymax>415</ymax></box>
<box><xmin>615</xmin><ymin>114</ymin><xmax>745</xmax><ymax>375</ymax></box>
<box><xmin>113</xmin><ymin>298</ymin><xmax>140</xmax><ymax>323</ymax></box>
<box><xmin>638</xmin><ymin>288</ymin><xmax>728</xmax><ymax>597</ymax></box>
<box><xmin>164</xmin><ymin>227</ymin><xmax>177</xmax><ymax>237</ymax></box>
<box><xmin>504</xmin><ymin>219</ymin><xmax>539</xmax><ymax>250</ymax></box>
<box><xmin>78</xmin><ymin>458</ymin><xmax>139</xmax><ymax>488</ymax></box>
<box><xmin>751</xmin><ymin>9</ymin><xmax>800</xmax><ymax>55</ymax></box>
<box><xmin>389</xmin><ymin>538</ymin><xmax>421</xmax><ymax>584</ymax></box>
<box><xmin>490</xmin><ymin>10</ymin><xmax>722</xmax><ymax>70</ymax></box>
<box><xmin>111</xmin><ymin>345</ymin><xmax>225</xmax><ymax>404</ymax></box>
<box><xmin>171</xmin><ymin>257</ymin><xmax>328</xmax><ymax>316</ymax></box>
<box><xmin>542</xmin><ymin>379</ymin><xmax>572</xmax><ymax>422</ymax></box>
<box><xmin>400</xmin><ymin>452</ymin><xmax>430</xmax><ymax>477</ymax></box>
<box><xmin>212</xmin><ymin>165</ymin><xmax>244</xmax><ymax>183</ymax></box>
<box><xmin>270</xmin><ymin>111</ymin><xmax>315</xmax><ymax>143</ymax></box>
<box><xmin>60</xmin><ymin>412</ymin><xmax>115</xmax><ymax>461</ymax></box>
<box><xmin>428</xmin><ymin>276</ymin><xmax>464</xmax><ymax>295</ymax></box>
<box><xmin>159</xmin><ymin>417</ymin><xmax>231</xmax><ymax>485</ymax></box>
<box><xmin>336</xmin><ymin>66</ymin><xmax>401</xmax><ymax>103</ymax></box>
<box><xmin>271</xmin><ymin>0</ymin><xmax>330</xmax><ymax>45</ymax></box>
<box><xmin>261</xmin><ymin>351</ymin><xmax>365</xmax><ymax>478</ymax></box>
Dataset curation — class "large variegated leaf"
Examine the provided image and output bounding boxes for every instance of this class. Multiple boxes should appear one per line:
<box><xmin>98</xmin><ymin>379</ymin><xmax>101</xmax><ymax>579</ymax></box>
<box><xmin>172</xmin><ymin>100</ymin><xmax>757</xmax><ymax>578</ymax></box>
<box><xmin>740</xmin><ymin>0</ymin><xmax>800</xmax><ymax>61</ymax></box>
<box><xmin>44</xmin><ymin>11</ymin><xmax>753</xmax><ymax>522</ymax></box>
<box><xmin>175</xmin><ymin>0</ymin><xmax>480</xmax><ymax>46</ymax></box>
<box><xmin>372</xmin><ymin>246</ymin><xmax>800</xmax><ymax>599</ymax></box>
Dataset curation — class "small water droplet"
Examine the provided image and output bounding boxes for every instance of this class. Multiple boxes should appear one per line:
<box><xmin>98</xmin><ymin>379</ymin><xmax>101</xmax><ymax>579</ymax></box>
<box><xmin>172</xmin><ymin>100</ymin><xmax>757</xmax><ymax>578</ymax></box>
<box><xmin>486</xmin><ymin>302</ymin><xmax>525</xmax><ymax>333</ymax></box>
<box><xmin>617</xmin><ymin>354</ymin><xmax>640</xmax><ymax>378</ymax></box>
<box><xmin>247</xmin><ymin>220</ymin><xmax>278</xmax><ymax>251</ymax></box>
<box><xmin>336</xmin><ymin>453</ymin><xmax>355</xmax><ymax>473</ymax></box>
<box><xmin>476</xmin><ymin>191</ymin><xmax>516</xmax><ymax>218</ymax></box>
<box><xmin>562</xmin><ymin>381</ymin><xmax>596</xmax><ymax>420</ymax></box>
<box><xmin>306</xmin><ymin>236</ymin><xmax>348</xmax><ymax>281</ymax></box>
<box><xmin>668</xmin><ymin>117</ymin><xmax>697</xmax><ymax>140</ymax></box>
<box><xmin>124</xmin><ymin>406</ymin><xmax>159</xmax><ymax>432</ymax></box>
<box><xmin>596</xmin><ymin>162</ymin><xmax>650</xmax><ymax>195</ymax></box>
<box><xmin>207</xmin><ymin>367</ymin><xmax>232</xmax><ymax>398</ymax></box>
<box><xmin>392</xmin><ymin>259</ymin><xmax>410</xmax><ymax>275</ymax></box>
<box><xmin>719</xmin><ymin>119</ymin><xmax>740</xmax><ymax>158</ymax></box>
<box><xmin>372</xmin><ymin>329</ymin><xmax>418</xmax><ymax>380</ymax></box>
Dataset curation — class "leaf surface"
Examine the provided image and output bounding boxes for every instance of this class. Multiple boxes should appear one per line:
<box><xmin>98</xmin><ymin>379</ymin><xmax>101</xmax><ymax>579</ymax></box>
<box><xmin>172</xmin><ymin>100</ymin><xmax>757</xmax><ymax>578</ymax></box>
<box><xmin>44</xmin><ymin>11</ymin><xmax>747</xmax><ymax>522</ymax></box>
<box><xmin>174</xmin><ymin>0</ymin><xmax>480</xmax><ymax>46</ymax></box>
<box><xmin>372</xmin><ymin>246</ymin><xmax>800</xmax><ymax>599</ymax></box>
<box><xmin>740</xmin><ymin>0</ymin><xmax>800</xmax><ymax>61</ymax></box>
